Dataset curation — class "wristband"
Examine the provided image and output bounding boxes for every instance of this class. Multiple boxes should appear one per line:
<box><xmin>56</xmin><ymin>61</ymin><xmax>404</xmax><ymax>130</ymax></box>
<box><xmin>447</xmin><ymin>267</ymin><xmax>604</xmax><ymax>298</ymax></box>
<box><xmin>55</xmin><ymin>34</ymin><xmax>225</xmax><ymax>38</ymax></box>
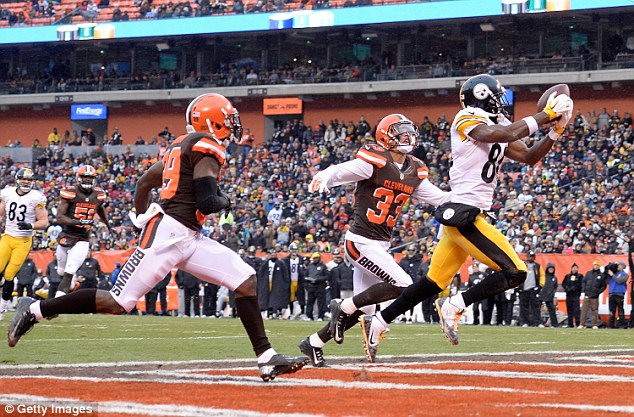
<box><xmin>522</xmin><ymin>116</ymin><xmax>539</xmax><ymax>135</ymax></box>
<box><xmin>547</xmin><ymin>129</ymin><xmax>560</xmax><ymax>142</ymax></box>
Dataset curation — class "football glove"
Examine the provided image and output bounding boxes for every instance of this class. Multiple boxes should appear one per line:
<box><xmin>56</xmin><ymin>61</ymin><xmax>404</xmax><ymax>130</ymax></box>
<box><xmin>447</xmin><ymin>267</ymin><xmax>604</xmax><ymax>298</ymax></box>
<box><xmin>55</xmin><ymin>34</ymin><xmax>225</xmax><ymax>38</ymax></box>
<box><xmin>218</xmin><ymin>189</ymin><xmax>232</xmax><ymax>212</ymax></box>
<box><xmin>79</xmin><ymin>219</ymin><xmax>94</xmax><ymax>226</ymax></box>
<box><xmin>308</xmin><ymin>173</ymin><xmax>330</xmax><ymax>194</ymax></box>
<box><xmin>554</xmin><ymin>103</ymin><xmax>574</xmax><ymax>134</ymax></box>
<box><xmin>17</xmin><ymin>221</ymin><xmax>33</xmax><ymax>230</ymax></box>
<box><xmin>543</xmin><ymin>93</ymin><xmax>573</xmax><ymax>122</ymax></box>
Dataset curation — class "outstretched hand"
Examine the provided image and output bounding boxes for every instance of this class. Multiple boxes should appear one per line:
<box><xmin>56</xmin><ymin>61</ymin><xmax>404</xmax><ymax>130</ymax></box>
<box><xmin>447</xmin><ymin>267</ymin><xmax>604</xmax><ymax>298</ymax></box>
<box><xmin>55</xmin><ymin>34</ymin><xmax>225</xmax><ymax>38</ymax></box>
<box><xmin>309</xmin><ymin>174</ymin><xmax>330</xmax><ymax>194</ymax></box>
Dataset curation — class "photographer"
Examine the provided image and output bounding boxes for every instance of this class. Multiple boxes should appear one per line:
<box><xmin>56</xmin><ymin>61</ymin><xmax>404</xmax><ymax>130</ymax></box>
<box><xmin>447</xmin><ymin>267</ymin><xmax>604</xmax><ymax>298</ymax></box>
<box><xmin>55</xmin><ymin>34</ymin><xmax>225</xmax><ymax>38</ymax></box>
<box><xmin>579</xmin><ymin>260</ymin><xmax>609</xmax><ymax>329</ymax></box>
<box><xmin>540</xmin><ymin>263</ymin><xmax>559</xmax><ymax>327</ymax></box>
<box><xmin>518</xmin><ymin>251</ymin><xmax>544</xmax><ymax>327</ymax></box>
<box><xmin>607</xmin><ymin>262</ymin><xmax>628</xmax><ymax>328</ymax></box>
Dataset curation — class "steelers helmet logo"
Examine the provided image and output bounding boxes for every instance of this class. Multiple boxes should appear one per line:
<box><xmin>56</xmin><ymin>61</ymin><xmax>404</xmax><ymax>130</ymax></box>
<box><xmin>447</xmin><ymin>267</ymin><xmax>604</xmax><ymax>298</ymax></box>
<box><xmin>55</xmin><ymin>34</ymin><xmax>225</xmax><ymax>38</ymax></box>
<box><xmin>472</xmin><ymin>83</ymin><xmax>490</xmax><ymax>100</ymax></box>
<box><xmin>443</xmin><ymin>208</ymin><xmax>455</xmax><ymax>220</ymax></box>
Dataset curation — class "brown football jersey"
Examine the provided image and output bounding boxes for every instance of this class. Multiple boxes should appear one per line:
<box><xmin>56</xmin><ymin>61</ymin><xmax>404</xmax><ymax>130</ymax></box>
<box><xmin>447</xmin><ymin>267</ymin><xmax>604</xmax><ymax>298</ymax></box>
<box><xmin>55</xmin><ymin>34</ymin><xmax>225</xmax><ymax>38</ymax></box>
<box><xmin>58</xmin><ymin>185</ymin><xmax>106</xmax><ymax>242</ymax></box>
<box><xmin>349</xmin><ymin>144</ymin><xmax>428</xmax><ymax>241</ymax></box>
<box><xmin>159</xmin><ymin>132</ymin><xmax>226</xmax><ymax>231</ymax></box>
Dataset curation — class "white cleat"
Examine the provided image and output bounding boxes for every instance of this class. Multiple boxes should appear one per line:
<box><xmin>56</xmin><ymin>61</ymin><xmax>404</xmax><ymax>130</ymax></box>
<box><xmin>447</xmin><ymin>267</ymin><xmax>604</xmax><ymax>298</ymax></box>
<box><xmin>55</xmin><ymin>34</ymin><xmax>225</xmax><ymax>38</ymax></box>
<box><xmin>436</xmin><ymin>297</ymin><xmax>465</xmax><ymax>346</ymax></box>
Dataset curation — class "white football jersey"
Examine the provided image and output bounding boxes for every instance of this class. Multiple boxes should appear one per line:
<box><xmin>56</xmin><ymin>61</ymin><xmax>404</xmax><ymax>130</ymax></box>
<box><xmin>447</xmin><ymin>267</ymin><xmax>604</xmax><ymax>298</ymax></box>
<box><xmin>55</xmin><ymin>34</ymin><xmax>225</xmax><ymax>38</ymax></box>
<box><xmin>1</xmin><ymin>186</ymin><xmax>47</xmax><ymax>238</ymax></box>
<box><xmin>449</xmin><ymin>107</ymin><xmax>511</xmax><ymax>210</ymax></box>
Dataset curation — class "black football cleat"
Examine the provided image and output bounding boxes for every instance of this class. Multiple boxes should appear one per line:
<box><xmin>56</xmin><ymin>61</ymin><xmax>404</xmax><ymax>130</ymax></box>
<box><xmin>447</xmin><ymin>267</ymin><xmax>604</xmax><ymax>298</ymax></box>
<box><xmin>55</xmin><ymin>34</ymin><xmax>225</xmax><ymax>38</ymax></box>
<box><xmin>258</xmin><ymin>354</ymin><xmax>309</xmax><ymax>382</ymax></box>
<box><xmin>299</xmin><ymin>337</ymin><xmax>328</xmax><ymax>368</ymax></box>
<box><xmin>8</xmin><ymin>297</ymin><xmax>37</xmax><ymax>347</ymax></box>
<box><xmin>328</xmin><ymin>299</ymin><xmax>348</xmax><ymax>344</ymax></box>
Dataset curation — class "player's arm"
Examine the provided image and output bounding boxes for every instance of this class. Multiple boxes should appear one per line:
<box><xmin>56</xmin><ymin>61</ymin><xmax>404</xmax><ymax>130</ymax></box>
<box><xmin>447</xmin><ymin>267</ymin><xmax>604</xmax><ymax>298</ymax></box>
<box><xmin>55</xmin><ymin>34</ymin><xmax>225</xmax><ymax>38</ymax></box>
<box><xmin>96</xmin><ymin>204</ymin><xmax>114</xmax><ymax>234</ymax></box>
<box><xmin>469</xmin><ymin>94</ymin><xmax>573</xmax><ymax>144</ymax></box>
<box><xmin>507</xmin><ymin>98</ymin><xmax>574</xmax><ymax>165</ymax></box>
<box><xmin>411</xmin><ymin>179</ymin><xmax>451</xmax><ymax>207</ymax></box>
<box><xmin>192</xmin><ymin>156</ymin><xmax>230</xmax><ymax>214</ymax></box>
<box><xmin>0</xmin><ymin>199</ymin><xmax>5</xmax><ymax>232</ymax></box>
<box><xmin>467</xmin><ymin>112</ymin><xmax>551</xmax><ymax>144</ymax></box>
<box><xmin>31</xmin><ymin>205</ymin><xmax>49</xmax><ymax>230</ymax></box>
<box><xmin>134</xmin><ymin>161</ymin><xmax>164</xmax><ymax>214</ymax></box>
<box><xmin>505</xmin><ymin>136</ymin><xmax>556</xmax><ymax>166</ymax></box>
<box><xmin>309</xmin><ymin>158</ymin><xmax>373</xmax><ymax>193</ymax></box>
<box><xmin>56</xmin><ymin>198</ymin><xmax>81</xmax><ymax>226</ymax></box>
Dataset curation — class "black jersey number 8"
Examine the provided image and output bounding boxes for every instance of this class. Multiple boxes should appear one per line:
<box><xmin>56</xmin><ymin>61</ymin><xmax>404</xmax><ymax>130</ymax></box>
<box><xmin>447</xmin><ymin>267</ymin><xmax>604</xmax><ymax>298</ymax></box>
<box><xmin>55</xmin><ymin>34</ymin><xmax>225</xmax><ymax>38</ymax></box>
<box><xmin>8</xmin><ymin>202</ymin><xmax>27</xmax><ymax>222</ymax></box>
<box><xmin>481</xmin><ymin>143</ymin><xmax>505</xmax><ymax>184</ymax></box>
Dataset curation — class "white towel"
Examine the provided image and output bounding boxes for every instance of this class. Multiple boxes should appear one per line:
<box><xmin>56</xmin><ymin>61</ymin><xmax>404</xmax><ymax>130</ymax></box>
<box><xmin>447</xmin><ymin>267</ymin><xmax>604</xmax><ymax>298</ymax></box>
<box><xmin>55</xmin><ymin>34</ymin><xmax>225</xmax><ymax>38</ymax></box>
<box><xmin>128</xmin><ymin>203</ymin><xmax>164</xmax><ymax>229</ymax></box>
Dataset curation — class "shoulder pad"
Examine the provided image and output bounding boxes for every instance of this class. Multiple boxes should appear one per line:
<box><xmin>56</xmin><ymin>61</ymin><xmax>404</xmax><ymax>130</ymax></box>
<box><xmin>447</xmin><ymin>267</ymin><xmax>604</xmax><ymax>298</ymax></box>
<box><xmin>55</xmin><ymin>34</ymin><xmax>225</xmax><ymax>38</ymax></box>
<box><xmin>60</xmin><ymin>188</ymin><xmax>77</xmax><ymax>200</ymax></box>
<box><xmin>191</xmin><ymin>136</ymin><xmax>226</xmax><ymax>165</ymax></box>
<box><xmin>453</xmin><ymin>108</ymin><xmax>490</xmax><ymax>141</ymax></box>
<box><xmin>356</xmin><ymin>145</ymin><xmax>387</xmax><ymax>167</ymax></box>
<box><xmin>35</xmin><ymin>191</ymin><xmax>47</xmax><ymax>207</ymax></box>
<box><xmin>408</xmin><ymin>156</ymin><xmax>429</xmax><ymax>180</ymax></box>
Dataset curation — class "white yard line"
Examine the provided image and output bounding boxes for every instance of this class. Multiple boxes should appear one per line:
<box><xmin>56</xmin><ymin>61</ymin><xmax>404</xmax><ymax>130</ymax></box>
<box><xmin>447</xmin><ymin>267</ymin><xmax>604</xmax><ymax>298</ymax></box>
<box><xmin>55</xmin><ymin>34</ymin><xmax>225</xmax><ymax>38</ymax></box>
<box><xmin>358</xmin><ymin>366</ymin><xmax>634</xmax><ymax>383</ymax></box>
<box><xmin>505</xmin><ymin>402</ymin><xmax>634</xmax><ymax>414</ymax></box>
<box><xmin>0</xmin><ymin>373</ymin><xmax>546</xmax><ymax>394</ymax></box>
<box><xmin>387</xmin><ymin>359</ymin><xmax>634</xmax><ymax>369</ymax></box>
<box><xmin>13</xmin><ymin>335</ymin><xmax>247</xmax><ymax>343</ymax></box>
<box><xmin>1</xmin><ymin>348</ymin><xmax>633</xmax><ymax>371</ymax></box>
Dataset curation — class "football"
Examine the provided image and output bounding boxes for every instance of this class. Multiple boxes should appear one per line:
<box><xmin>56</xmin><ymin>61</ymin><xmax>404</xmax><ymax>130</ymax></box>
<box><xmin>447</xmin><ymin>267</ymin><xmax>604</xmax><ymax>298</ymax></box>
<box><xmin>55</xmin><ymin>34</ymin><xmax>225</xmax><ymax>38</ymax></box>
<box><xmin>537</xmin><ymin>83</ymin><xmax>570</xmax><ymax>116</ymax></box>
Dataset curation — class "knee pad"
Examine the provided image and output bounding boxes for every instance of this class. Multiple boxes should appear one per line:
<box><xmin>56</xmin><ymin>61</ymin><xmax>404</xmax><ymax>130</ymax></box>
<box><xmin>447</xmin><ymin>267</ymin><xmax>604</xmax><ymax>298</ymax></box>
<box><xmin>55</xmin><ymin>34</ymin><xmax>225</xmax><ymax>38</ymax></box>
<box><xmin>504</xmin><ymin>269</ymin><xmax>526</xmax><ymax>288</ymax></box>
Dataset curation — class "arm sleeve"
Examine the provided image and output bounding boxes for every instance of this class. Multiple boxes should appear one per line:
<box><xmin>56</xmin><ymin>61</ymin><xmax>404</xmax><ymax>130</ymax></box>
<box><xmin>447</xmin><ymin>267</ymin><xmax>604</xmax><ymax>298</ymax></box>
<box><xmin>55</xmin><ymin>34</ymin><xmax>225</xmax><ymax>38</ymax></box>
<box><xmin>411</xmin><ymin>179</ymin><xmax>451</xmax><ymax>207</ymax></box>
<box><xmin>317</xmin><ymin>158</ymin><xmax>373</xmax><ymax>188</ymax></box>
<box><xmin>36</xmin><ymin>192</ymin><xmax>46</xmax><ymax>208</ymax></box>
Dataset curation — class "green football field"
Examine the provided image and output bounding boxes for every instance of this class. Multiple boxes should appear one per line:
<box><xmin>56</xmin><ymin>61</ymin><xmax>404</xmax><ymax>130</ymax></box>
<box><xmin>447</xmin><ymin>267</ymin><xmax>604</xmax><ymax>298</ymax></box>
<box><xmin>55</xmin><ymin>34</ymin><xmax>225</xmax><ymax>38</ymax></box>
<box><xmin>2</xmin><ymin>314</ymin><xmax>633</xmax><ymax>365</ymax></box>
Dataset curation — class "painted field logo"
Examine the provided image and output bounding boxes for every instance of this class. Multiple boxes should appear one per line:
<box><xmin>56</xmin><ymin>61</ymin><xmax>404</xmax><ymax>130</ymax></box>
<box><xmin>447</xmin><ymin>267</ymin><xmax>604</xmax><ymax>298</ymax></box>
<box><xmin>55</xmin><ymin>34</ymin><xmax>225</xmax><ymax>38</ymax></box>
<box><xmin>111</xmin><ymin>249</ymin><xmax>146</xmax><ymax>295</ymax></box>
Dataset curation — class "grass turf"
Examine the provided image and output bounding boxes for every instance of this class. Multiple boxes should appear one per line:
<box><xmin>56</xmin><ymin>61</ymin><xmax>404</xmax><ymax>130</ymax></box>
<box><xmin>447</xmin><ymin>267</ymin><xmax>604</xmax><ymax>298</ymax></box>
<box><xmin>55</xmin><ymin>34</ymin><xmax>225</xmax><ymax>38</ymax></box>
<box><xmin>1</xmin><ymin>314</ymin><xmax>633</xmax><ymax>365</ymax></box>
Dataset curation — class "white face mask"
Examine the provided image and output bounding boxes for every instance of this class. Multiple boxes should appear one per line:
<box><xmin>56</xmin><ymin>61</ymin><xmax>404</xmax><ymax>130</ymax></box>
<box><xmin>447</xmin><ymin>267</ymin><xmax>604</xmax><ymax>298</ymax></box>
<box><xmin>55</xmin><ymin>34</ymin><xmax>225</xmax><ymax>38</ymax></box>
<box><xmin>397</xmin><ymin>145</ymin><xmax>414</xmax><ymax>154</ymax></box>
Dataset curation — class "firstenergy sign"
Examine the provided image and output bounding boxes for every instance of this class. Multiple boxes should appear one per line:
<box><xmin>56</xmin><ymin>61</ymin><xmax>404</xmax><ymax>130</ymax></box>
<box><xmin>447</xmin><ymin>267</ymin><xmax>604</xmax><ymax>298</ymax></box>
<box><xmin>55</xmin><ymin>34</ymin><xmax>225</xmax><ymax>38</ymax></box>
<box><xmin>71</xmin><ymin>104</ymin><xmax>108</xmax><ymax>120</ymax></box>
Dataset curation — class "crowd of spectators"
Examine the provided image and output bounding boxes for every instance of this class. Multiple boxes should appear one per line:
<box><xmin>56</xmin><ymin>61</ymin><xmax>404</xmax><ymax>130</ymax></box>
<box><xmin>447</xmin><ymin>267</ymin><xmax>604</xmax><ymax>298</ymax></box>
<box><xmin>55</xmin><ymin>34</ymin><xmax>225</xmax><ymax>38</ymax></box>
<box><xmin>0</xmin><ymin>105</ymin><xmax>631</xmax><ymax>261</ymax></box>
<box><xmin>0</xmin><ymin>0</ymin><xmax>402</xmax><ymax>27</ymax></box>
<box><xmin>4</xmin><ymin>44</ymin><xmax>628</xmax><ymax>97</ymax></box>
<box><xmin>0</xmin><ymin>0</ymin><xmax>56</xmax><ymax>26</ymax></box>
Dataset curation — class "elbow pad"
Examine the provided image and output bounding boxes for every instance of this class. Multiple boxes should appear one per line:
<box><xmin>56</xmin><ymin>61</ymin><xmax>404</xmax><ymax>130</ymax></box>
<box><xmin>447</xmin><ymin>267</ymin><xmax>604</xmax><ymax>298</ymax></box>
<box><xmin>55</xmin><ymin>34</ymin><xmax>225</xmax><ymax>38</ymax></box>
<box><xmin>193</xmin><ymin>176</ymin><xmax>229</xmax><ymax>215</ymax></box>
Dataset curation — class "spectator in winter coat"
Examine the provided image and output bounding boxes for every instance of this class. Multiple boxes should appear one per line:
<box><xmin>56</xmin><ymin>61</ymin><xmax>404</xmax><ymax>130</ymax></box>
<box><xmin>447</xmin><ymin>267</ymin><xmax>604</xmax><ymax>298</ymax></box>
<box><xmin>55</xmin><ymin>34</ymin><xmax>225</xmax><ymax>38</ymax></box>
<box><xmin>46</xmin><ymin>259</ymin><xmax>62</xmax><ymax>300</ymax></box>
<box><xmin>304</xmin><ymin>252</ymin><xmax>328</xmax><ymax>320</ymax></box>
<box><xmin>562</xmin><ymin>263</ymin><xmax>583</xmax><ymax>328</ymax></box>
<box><xmin>329</xmin><ymin>249</ymin><xmax>353</xmax><ymax>300</ymax></box>
<box><xmin>176</xmin><ymin>270</ymin><xmax>201</xmax><ymax>317</ymax></box>
<box><xmin>15</xmin><ymin>258</ymin><xmax>37</xmax><ymax>298</ymax></box>
<box><xmin>607</xmin><ymin>262</ymin><xmax>628</xmax><ymax>328</ymax></box>
<box><xmin>257</xmin><ymin>249</ymin><xmax>290</xmax><ymax>318</ymax></box>
<box><xmin>579</xmin><ymin>260</ymin><xmax>609</xmax><ymax>328</ymax></box>
<box><xmin>540</xmin><ymin>262</ymin><xmax>559</xmax><ymax>327</ymax></box>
